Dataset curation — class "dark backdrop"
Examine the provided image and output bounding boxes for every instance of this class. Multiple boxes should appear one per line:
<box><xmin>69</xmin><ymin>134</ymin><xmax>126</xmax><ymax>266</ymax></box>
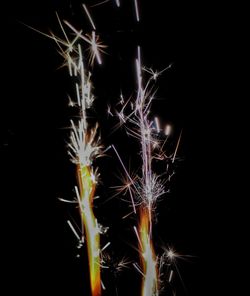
<box><xmin>1</xmin><ymin>1</ymin><xmax>233</xmax><ymax>295</ymax></box>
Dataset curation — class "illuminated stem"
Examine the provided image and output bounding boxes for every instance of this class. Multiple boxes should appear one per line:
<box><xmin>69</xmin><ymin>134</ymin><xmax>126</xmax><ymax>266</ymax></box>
<box><xmin>77</xmin><ymin>165</ymin><xmax>101</xmax><ymax>296</ymax></box>
<box><xmin>139</xmin><ymin>208</ymin><xmax>158</xmax><ymax>296</ymax></box>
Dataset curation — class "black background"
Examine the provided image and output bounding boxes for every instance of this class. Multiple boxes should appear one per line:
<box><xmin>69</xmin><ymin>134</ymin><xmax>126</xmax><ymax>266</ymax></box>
<box><xmin>1</xmin><ymin>0</ymin><xmax>235</xmax><ymax>295</ymax></box>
